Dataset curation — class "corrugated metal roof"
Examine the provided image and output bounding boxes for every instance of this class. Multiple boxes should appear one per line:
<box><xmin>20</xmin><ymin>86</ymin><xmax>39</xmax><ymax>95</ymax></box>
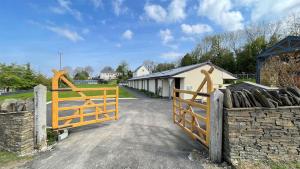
<box><xmin>128</xmin><ymin>61</ymin><xmax>236</xmax><ymax>80</ymax></box>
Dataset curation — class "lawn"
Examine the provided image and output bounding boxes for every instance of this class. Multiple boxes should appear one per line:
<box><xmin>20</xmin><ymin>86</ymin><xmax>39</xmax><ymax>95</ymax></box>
<box><xmin>0</xmin><ymin>84</ymin><xmax>134</xmax><ymax>101</ymax></box>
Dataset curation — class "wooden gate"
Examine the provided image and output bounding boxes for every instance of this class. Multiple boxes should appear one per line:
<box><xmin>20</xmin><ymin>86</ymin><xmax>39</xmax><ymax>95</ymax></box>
<box><xmin>173</xmin><ymin>67</ymin><xmax>214</xmax><ymax>147</ymax></box>
<box><xmin>52</xmin><ymin>70</ymin><xmax>119</xmax><ymax>129</ymax></box>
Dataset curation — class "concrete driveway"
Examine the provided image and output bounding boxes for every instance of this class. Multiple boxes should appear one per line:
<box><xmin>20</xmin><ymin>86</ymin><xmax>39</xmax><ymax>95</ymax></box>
<box><xmin>24</xmin><ymin>97</ymin><xmax>211</xmax><ymax>169</ymax></box>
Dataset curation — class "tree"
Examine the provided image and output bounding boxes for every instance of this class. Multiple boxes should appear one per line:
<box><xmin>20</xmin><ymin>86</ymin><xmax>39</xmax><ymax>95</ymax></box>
<box><xmin>154</xmin><ymin>63</ymin><xmax>175</xmax><ymax>72</ymax></box>
<box><xmin>116</xmin><ymin>61</ymin><xmax>130</xmax><ymax>82</ymax></box>
<box><xmin>101</xmin><ymin>66</ymin><xmax>114</xmax><ymax>73</ymax></box>
<box><xmin>180</xmin><ymin>53</ymin><xmax>194</xmax><ymax>67</ymax></box>
<box><xmin>74</xmin><ymin>71</ymin><xmax>89</xmax><ymax>80</ymax></box>
<box><xmin>236</xmin><ymin>36</ymin><xmax>267</xmax><ymax>73</ymax></box>
<box><xmin>143</xmin><ymin>60</ymin><xmax>156</xmax><ymax>73</ymax></box>
<box><xmin>84</xmin><ymin>66</ymin><xmax>94</xmax><ymax>77</ymax></box>
<box><xmin>0</xmin><ymin>63</ymin><xmax>51</xmax><ymax>91</ymax></box>
<box><xmin>62</xmin><ymin>66</ymin><xmax>73</xmax><ymax>75</ymax></box>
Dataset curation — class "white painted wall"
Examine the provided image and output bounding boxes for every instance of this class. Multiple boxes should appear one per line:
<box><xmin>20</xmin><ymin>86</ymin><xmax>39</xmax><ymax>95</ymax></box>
<box><xmin>133</xmin><ymin>66</ymin><xmax>150</xmax><ymax>77</ymax></box>
<box><xmin>173</xmin><ymin>65</ymin><xmax>226</xmax><ymax>99</ymax></box>
<box><xmin>149</xmin><ymin>79</ymin><xmax>155</xmax><ymax>93</ymax></box>
<box><xmin>100</xmin><ymin>72</ymin><xmax>118</xmax><ymax>80</ymax></box>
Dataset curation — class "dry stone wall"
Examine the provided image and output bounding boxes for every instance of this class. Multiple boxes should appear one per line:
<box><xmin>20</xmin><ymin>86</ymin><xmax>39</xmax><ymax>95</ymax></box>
<box><xmin>0</xmin><ymin>99</ymin><xmax>34</xmax><ymax>155</ymax></box>
<box><xmin>223</xmin><ymin>106</ymin><xmax>300</xmax><ymax>165</ymax></box>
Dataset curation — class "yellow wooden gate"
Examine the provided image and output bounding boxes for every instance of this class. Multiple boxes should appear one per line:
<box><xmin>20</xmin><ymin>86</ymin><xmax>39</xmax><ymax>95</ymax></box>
<box><xmin>173</xmin><ymin>67</ymin><xmax>214</xmax><ymax>147</ymax></box>
<box><xmin>52</xmin><ymin>70</ymin><xmax>119</xmax><ymax>129</ymax></box>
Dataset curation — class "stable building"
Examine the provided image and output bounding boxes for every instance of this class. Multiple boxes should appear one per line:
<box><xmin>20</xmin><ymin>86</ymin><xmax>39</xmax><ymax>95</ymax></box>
<box><xmin>128</xmin><ymin>62</ymin><xmax>237</xmax><ymax>99</ymax></box>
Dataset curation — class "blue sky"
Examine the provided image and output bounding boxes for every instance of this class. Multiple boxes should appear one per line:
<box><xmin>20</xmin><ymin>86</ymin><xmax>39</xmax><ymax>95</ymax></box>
<box><xmin>0</xmin><ymin>0</ymin><xmax>299</xmax><ymax>76</ymax></box>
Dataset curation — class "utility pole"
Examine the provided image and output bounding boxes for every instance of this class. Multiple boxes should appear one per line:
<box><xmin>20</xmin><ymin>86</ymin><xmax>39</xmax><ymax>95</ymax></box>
<box><xmin>58</xmin><ymin>52</ymin><xmax>63</xmax><ymax>70</ymax></box>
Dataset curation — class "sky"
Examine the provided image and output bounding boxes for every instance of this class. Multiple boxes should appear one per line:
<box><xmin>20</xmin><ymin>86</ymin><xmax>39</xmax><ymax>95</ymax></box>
<box><xmin>0</xmin><ymin>0</ymin><xmax>300</xmax><ymax>76</ymax></box>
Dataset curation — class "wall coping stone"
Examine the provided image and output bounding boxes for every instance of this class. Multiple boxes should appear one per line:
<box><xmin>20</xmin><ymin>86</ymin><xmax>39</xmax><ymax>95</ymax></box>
<box><xmin>225</xmin><ymin>106</ymin><xmax>300</xmax><ymax>111</ymax></box>
<box><xmin>0</xmin><ymin>111</ymin><xmax>30</xmax><ymax>115</ymax></box>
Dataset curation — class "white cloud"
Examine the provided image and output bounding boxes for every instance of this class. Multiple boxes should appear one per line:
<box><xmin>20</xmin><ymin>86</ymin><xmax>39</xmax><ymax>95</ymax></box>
<box><xmin>144</xmin><ymin>4</ymin><xmax>167</xmax><ymax>22</ymax></box>
<box><xmin>160</xmin><ymin>52</ymin><xmax>183</xmax><ymax>60</ymax></box>
<box><xmin>144</xmin><ymin>0</ymin><xmax>187</xmax><ymax>23</ymax></box>
<box><xmin>181</xmin><ymin>23</ymin><xmax>213</xmax><ymax>35</ymax></box>
<box><xmin>46</xmin><ymin>26</ymin><xmax>84</xmax><ymax>42</ymax></box>
<box><xmin>236</xmin><ymin>0</ymin><xmax>300</xmax><ymax>22</ymax></box>
<box><xmin>122</xmin><ymin>29</ymin><xmax>133</xmax><ymax>40</ymax></box>
<box><xmin>90</xmin><ymin>0</ymin><xmax>103</xmax><ymax>8</ymax></box>
<box><xmin>51</xmin><ymin>0</ymin><xmax>82</xmax><ymax>21</ymax></box>
<box><xmin>159</xmin><ymin>29</ymin><xmax>174</xmax><ymax>44</ymax></box>
<box><xmin>198</xmin><ymin>0</ymin><xmax>244</xmax><ymax>31</ymax></box>
<box><xmin>115</xmin><ymin>43</ymin><xmax>122</xmax><ymax>48</ymax></box>
<box><xmin>112</xmin><ymin>0</ymin><xmax>128</xmax><ymax>16</ymax></box>
<box><xmin>168</xmin><ymin>0</ymin><xmax>187</xmax><ymax>22</ymax></box>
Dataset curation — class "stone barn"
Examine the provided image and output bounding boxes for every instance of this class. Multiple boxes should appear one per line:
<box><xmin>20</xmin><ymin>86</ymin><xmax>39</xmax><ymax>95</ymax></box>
<box><xmin>256</xmin><ymin>36</ymin><xmax>300</xmax><ymax>88</ymax></box>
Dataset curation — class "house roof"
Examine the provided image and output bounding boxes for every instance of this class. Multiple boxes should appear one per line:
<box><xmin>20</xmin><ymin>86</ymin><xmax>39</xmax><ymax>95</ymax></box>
<box><xmin>134</xmin><ymin>65</ymin><xmax>149</xmax><ymax>73</ymax></box>
<box><xmin>257</xmin><ymin>36</ymin><xmax>300</xmax><ymax>60</ymax></box>
<box><xmin>128</xmin><ymin>61</ymin><xmax>237</xmax><ymax>81</ymax></box>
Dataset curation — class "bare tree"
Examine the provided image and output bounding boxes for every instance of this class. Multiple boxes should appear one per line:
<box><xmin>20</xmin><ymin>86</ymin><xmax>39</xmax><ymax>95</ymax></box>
<box><xmin>73</xmin><ymin>67</ymin><xmax>84</xmax><ymax>76</ymax></box>
<box><xmin>143</xmin><ymin>60</ymin><xmax>156</xmax><ymax>73</ymax></box>
<box><xmin>84</xmin><ymin>66</ymin><xmax>94</xmax><ymax>76</ymax></box>
<box><xmin>62</xmin><ymin>66</ymin><xmax>73</xmax><ymax>75</ymax></box>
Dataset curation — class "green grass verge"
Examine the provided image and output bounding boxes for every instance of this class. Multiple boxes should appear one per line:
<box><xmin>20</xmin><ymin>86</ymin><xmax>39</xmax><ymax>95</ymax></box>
<box><xmin>0</xmin><ymin>84</ymin><xmax>134</xmax><ymax>101</ymax></box>
<box><xmin>268</xmin><ymin>161</ymin><xmax>300</xmax><ymax>169</ymax></box>
<box><xmin>0</xmin><ymin>150</ymin><xmax>32</xmax><ymax>166</ymax></box>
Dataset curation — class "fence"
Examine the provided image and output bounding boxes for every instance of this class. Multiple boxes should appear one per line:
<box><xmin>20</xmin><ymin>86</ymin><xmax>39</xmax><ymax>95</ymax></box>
<box><xmin>234</xmin><ymin>73</ymin><xmax>255</xmax><ymax>79</ymax></box>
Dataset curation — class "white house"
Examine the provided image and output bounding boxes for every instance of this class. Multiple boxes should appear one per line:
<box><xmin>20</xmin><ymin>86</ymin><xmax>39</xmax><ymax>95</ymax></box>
<box><xmin>133</xmin><ymin>65</ymin><xmax>150</xmax><ymax>77</ymax></box>
<box><xmin>100</xmin><ymin>70</ymin><xmax>119</xmax><ymax>81</ymax></box>
<box><xmin>128</xmin><ymin>62</ymin><xmax>237</xmax><ymax>99</ymax></box>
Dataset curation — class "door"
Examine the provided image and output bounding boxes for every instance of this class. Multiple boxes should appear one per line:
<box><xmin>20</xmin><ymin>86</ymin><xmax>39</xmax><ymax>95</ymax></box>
<box><xmin>175</xmin><ymin>78</ymin><xmax>180</xmax><ymax>97</ymax></box>
<box><xmin>155</xmin><ymin>79</ymin><xmax>158</xmax><ymax>95</ymax></box>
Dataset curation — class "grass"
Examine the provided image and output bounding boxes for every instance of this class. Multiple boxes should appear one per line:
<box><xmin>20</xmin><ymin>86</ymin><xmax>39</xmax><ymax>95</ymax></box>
<box><xmin>236</xmin><ymin>160</ymin><xmax>300</xmax><ymax>169</ymax></box>
<box><xmin>47</xmin><ymin>128</ymin><xmax>58</xmax><ymax>145</ymax></box>
<box><xmin>268</xmin><ymin>161</ymin><xmax>300</xmax><ymax>169</ymax></box>
<box><xmin>236</xmin><ymin>78</ymin><xmax>256</xmax><ymax>84</ymax></box>
<box><xmin>0</xmin><ymin>150</ymin><xmax>32</xmax><ymax>167</ymax></box>
<box><xmin>0</xmin><ymin>84</ymin><xmax>134</xmax><ymax>101</ymax></box>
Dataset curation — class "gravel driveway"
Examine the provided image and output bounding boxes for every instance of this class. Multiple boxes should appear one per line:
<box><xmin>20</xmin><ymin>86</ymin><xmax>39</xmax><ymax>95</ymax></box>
<box><xmin>24</xmin><ymin>97</ymin><xmax>217</xmax><ymax>169</ymax></box>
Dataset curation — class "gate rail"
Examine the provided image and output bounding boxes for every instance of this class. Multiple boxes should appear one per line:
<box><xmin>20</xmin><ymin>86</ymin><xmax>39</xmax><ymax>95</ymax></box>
<box><xmin>172</xmin><ymin>67</ymin><xmax>214</xmax><ymax>147</ymax></box>
<box><xmin>52</xmin><ymin>70</ymin><xmax>119</xmax><ymax>129</ymax></box>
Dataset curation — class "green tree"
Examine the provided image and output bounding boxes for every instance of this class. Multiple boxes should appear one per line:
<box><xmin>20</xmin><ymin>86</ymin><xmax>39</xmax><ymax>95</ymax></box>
<box><xmin>236</xmin><ymin>36</ymin><xmax>267</xmax><ymax>73</ymax></box>
<box><xmin>154</xmin><ymin>63</ymin><xmax>175</xmax><ymax>72</ymax></box>
<box><xmin>180</xmin><ymin>53</ymin><xmax>194</xmax><ymax>67</ymax></box>
<box><xmin>74</xmin><ymin>71</ymin><xmax>89</xmax><ymax>80</ymax></box>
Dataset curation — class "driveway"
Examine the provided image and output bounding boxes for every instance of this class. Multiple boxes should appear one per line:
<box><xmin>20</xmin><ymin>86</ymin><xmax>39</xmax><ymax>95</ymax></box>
<box><xmin>25</xmin><ymin>97</ymin><xmax>213</xmax><ymax>169</ymax></box>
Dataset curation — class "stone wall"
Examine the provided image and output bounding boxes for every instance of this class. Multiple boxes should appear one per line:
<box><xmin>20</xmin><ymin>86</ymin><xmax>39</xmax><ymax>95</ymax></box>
<box><xmin>223</xmin><ymin>106</ymin><xmax>300</xmax><ymax>165</ymax></box>
<box><xmin>0</xmin><ymin>99</ymin><xmax>34</xmax><ymax>155</ymax></box>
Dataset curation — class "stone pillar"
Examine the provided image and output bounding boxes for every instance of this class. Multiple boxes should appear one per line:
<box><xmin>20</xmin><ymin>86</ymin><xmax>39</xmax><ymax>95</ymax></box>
<box><xmin>34</xmin><ymin>84</ymin><xmax>47</xmax><ymax>151</ymax></box>
<box><xmin>209</xmin><ymin>89</ymin><xmax>224</xmax><ymax>163</ymax></box>
<box><xmin>168</xmin><ymin>78</ymin><xmax>174</xmax><ymax>99</ymax></box>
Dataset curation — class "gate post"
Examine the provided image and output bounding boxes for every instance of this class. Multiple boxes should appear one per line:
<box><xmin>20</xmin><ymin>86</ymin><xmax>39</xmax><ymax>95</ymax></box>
<box><xmin>209</xmin><ymin>89</ymin><xmax>224</xmax><ymax>163</ymax></box>
<box><xmin>34</xmin><ymin>84</ymin><xmax>47</xmax><ymax>151</ymax></box>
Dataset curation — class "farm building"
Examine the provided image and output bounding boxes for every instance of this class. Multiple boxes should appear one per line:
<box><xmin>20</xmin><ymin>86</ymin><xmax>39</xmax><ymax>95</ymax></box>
<box><xmin>256</xmin><ymin>36</ymin><xmax>300</xmax><ymax>87</ymax></box>
<box><xmin>133</xmin><ymin>65</ymin><xmax>150</xmax><ymax>77</ymax></box>
<box><xmin>128</xmin><ymin>62</ymin><xmax>237</xmax><ymax>99</ymax></box>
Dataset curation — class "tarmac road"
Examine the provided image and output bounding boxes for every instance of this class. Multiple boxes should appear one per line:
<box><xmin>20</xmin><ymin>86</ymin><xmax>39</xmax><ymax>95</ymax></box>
<box><xmin>24</xmin><ymin>89</ymin><xmax>212</xmax><ymax>169</ymax></box>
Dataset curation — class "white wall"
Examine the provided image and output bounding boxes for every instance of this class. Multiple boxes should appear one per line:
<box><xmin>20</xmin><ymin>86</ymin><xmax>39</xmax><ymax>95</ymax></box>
<box><xmin>100</xmin><ymin>72</ymin><xmax>118</xmax><ymax>80</ymax></box>
<box><xmin>162</xmin><ymin>79</ymin><xmax>170</xmax><ymax>97</ymax></box>
<box><xmin>133</xmin><ymin>66</ymin><xmax>150</xmax><ymax>77</ymax></box>
<box><xmin>149</xmin><ymin>79</ymin><xmax>155</xmax><ymax>93</ymax></box>
<box><xmin>173</xmin><ymin>65</ymin><xmax>225</xmax><ymax>99</ymax></box>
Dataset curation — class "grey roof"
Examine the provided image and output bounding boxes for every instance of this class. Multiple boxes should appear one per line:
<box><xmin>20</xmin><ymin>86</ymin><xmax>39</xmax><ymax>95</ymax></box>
<box><xmin>257</xmin><ymin>36</ymin><xmax>300</xmax><ymax>59</ymax></box>
<box><xmin>128</xmin><ymin>61</ymin><xmax>236</xmax><ymax>81</ymax></box>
